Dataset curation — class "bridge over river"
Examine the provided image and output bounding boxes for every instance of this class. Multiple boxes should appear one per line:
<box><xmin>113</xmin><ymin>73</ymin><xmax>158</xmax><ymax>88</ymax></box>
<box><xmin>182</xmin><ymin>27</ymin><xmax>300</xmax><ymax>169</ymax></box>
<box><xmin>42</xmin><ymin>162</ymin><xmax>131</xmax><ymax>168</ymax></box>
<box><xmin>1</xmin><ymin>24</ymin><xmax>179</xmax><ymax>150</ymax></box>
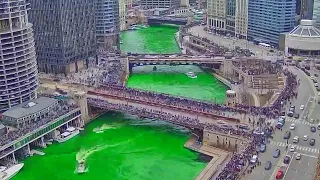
<box><xmin>86</xmin><ymin>85</ymin><xmax>252</xmax><ymax>128</ymax></box>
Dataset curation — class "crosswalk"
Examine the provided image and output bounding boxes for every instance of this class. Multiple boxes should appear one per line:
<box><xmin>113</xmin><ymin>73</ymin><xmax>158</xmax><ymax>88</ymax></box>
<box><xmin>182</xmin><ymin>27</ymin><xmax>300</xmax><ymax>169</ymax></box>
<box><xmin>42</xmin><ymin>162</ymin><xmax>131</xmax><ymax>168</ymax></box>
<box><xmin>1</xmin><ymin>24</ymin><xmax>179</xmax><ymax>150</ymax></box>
<box><xmin>270</xmin><ymin>141</ymin><xmax>320</xmax><ymax>153</ymax></box>
<box><xmin>285</xmin><ymin>118</ymin><xmax>314</xmax><ymax>126</ymax></box>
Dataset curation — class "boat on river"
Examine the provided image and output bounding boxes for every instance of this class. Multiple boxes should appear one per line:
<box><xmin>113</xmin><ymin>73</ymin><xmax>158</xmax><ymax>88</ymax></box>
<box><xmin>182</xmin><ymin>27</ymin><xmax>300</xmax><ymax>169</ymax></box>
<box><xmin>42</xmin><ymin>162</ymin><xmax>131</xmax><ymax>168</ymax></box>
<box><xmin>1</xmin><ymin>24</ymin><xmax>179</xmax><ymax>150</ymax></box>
<box><xmin>186</xmin><ymin>72</ymin><xmax>197</xmax><ymax>79</ymax></box>
<box><xmin>0</xmin><ymin>163</ymin><xmax>24</xmax><ymax>180</ymax></box>
<box><xmin>77</xmin><ymin>161</ymin><xmax>86</xmax><ymax>174</ymax></box>
<box><xmin>55</xmin><ymin>127</ymin><xmax>80</xmax><ymax>143</ymax></box>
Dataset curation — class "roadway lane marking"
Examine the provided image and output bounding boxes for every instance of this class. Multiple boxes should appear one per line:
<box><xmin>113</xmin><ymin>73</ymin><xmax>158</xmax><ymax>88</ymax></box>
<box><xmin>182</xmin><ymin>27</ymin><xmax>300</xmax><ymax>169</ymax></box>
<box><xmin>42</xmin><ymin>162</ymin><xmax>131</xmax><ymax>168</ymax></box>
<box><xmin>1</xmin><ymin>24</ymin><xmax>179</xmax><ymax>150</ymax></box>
<box><xmin>300</xmin><ymin>95</ymin><xmax>312</xmax><ymax>119</ymax></box>
<box><xmin>269</xmin><ymin>151</ymin><xmax>287</xmax><ymax>180</ymax></box>
<box><xmin>283</xmin><ymin>152</ymin><xmax>295</xmax><ymax>179</ymax></box>
<box><xmin>299</xmin><ymin>153</ymin><xmax>318</xmax><ymax>158</ymax></box>
<box><xmin>270</xmin><ymin>141</ymin><xmax>319</xmax><ymax>154</ymax></box>
<box><xmin>286</xmin><ymin>118</ymin><xmax>313</xmax><ymax>126</ymax></box>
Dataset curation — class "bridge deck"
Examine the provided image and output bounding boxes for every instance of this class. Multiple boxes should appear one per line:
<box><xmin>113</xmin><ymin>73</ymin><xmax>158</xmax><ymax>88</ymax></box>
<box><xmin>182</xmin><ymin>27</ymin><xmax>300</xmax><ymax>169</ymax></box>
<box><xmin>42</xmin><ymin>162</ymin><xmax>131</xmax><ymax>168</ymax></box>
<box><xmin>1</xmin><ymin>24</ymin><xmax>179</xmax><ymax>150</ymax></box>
<box><xmin>88</xmin><ymin>91</ymin><xmax>241</xmax><ymax>123</ymax></box>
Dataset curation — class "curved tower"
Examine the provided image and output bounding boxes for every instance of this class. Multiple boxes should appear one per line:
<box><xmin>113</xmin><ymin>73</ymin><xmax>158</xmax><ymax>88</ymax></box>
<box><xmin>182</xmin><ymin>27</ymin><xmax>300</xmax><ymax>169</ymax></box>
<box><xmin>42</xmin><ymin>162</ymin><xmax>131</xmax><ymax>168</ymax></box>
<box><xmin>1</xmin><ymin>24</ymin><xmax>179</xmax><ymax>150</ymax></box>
<box><xmin>0</xmin><ymin>0</ymin><xmax>38</xmax><ymax>112</ymax></box>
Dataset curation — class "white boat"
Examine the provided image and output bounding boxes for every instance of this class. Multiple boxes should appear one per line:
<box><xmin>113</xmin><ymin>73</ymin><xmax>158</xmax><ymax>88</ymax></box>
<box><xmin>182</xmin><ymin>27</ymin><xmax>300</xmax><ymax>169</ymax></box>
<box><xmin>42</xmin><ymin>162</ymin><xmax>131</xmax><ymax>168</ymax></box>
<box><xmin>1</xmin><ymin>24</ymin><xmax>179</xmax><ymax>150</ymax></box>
<box><xmin>55</xmin><ymin>127</ymin><xmax>80</xmax><ymax>143</ymax></box>
<box><xmin>77</xmin><ymin>161</ymin><xmax>86</xmax><ymax>174</ymax></box>
<box><xmin>0</xmin><ymin>163</ymin><xmax>24</xmax><ymax>180</ymax></box>
<box><xmin>186</xmin><ymin>72</ymin><xmax>197</xmax><ymax>79</ymax></box>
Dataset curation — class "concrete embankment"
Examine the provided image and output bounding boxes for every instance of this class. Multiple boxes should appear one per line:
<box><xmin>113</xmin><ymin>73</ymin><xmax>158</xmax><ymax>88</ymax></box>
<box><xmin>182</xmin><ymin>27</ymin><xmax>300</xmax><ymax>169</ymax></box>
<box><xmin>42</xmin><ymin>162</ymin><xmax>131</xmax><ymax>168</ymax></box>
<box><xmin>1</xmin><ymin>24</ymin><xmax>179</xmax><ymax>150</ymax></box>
<box><xmin>184</xmin><ymin>137</ymin><xmax>230</xmax><ymax>180</ymax></box>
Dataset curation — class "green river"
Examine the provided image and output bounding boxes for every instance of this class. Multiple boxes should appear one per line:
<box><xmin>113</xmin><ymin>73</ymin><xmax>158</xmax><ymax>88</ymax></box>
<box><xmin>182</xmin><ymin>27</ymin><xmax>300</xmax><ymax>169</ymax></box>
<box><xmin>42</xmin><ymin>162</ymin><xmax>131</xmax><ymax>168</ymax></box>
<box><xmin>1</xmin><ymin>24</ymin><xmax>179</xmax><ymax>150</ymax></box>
<box><xmin>13</xmin><ymin>25</ymin><xmax>227</xmax><ymax>180</ymax></box>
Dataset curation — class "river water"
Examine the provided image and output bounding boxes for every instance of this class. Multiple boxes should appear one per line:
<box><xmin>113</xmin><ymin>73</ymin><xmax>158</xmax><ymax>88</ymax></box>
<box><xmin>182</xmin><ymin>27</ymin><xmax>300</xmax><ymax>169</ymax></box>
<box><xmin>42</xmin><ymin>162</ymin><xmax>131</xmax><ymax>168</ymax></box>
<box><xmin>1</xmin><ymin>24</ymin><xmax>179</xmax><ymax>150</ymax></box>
<box><xmin>13</xmin><ymin>25</ymin><xmax>227</xmax><ymax>180</ymax></box>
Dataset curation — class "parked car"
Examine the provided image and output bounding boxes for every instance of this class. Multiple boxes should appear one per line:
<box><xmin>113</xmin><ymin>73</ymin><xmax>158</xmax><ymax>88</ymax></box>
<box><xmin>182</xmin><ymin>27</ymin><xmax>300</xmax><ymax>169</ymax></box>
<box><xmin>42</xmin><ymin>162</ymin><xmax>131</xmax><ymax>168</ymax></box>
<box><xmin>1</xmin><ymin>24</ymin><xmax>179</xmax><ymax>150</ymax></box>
<box><xmin>311</xmin><ymin>126</ymin><xmax>317</xmax><ymax>132</ymax></box>
<box><xmin>265</xmin><ymin>161</ymin><xmax>272</xmax><ymax>170</ymax></box>
<box><xmin>276</xmin><ymin>169</ymin><xmax>284</xmax><ymax>179</ymax></box>
<box><xmin>283</xmin><ymin>155</ymin><xmax>291</xmax><ymax>164</ymax></box>
<box><xmin>260</xmin><ymin>144</ymin><xmax>266</xmax><ymax>152</ymax></box>
<box><xmin>284</xmin><ymin>131</ymin><xmax>291</xmax><ymax>139</ymax></box>
<box><xmin>310</xmin><ymin>138</ymin><xmax>316</xmax><ymax>146</ymax></box>
<box><xmin>273</xmin><ymin>149</ymin><xmax>280</xmax><ymax>158</ymax></box>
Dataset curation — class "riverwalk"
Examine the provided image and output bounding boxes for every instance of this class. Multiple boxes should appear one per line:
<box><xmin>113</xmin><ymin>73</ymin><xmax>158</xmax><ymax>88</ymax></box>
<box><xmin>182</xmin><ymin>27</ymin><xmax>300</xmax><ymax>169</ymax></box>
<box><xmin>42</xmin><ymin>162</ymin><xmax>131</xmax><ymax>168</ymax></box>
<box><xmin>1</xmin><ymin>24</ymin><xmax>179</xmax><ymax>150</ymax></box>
<box><xmin>184</xmin><ymin>137</ymin><xmax>230</xmax><ymax>180</ymax></box>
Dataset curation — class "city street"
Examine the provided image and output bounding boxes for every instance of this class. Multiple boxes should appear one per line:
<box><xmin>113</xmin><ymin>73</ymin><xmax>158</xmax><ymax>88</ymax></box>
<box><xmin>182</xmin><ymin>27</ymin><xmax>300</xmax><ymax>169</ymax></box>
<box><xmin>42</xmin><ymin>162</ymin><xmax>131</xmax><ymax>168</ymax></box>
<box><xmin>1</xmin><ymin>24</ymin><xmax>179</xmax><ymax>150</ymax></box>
<box><xmin>243</xmin><ymin>66</ymin><xmax>319</xmax><ymax>180</ymax></box>
<box><xmin>188</xmin><ymin>25</ymin><xmax>283</xmax><ymax>60</ymax></box>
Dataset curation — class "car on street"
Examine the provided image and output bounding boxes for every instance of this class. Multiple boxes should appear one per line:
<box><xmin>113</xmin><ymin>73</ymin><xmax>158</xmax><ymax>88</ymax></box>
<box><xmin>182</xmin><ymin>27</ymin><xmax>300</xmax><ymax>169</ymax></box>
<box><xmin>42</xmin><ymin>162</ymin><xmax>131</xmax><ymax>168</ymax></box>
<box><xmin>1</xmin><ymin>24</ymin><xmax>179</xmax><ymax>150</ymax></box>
<box><xmin>317</xmin><ymin>124</ymin><xmax>320</xmax><ymax>130</ymax></box>
<box><xmin>300</xmin><ymin>105</ymin><xmax>305</xmax><ymax>110</ymax></box>
<box><xmin>293</xmin><ymin>136</ymin><xmax>299</xmax><ymax>143</ymax></box>
<box><xmin>260</xmin><ymin>144</ymin><xmax>266</xmax><ymax>152</ymax></box>
<box><xmin>265</xmin><ymin>161</ymin><xmax>272</xmax><ymax>170</ymax></box>
<box><xmin>290</xmin><ymin>123</ymin><xmax>295</xmax><ymax>130</ymax></box>
<box><xmin>296</xmin><ymin>153</ymin><xmax>301</xmax><ymax>160</ymax></box>
<box><xmin>276</xmin><ymin>169</ymin><xmax>284</xmax><ymax>179</ymax></box>
<box><xmin>284</xmin><ymin>131</ymin><xmax>291</xmax><ymax>139</ymax></box>
<box><xmin>289</xmin><ymin>105</ymin><xmax>295</xmax><ymax>111</ymax></box>
<box><xmin>283</xmin><ymin>155</ymin><xmax>291</xmax><ymax>164</ymax></box>
<box><xmin>310</xmin><ymin>138</ymin><xmax>316</xmax><ymax>146</ymax></box>
<box><xmin>304</xmin><ymin>135</ymin><xmax>308</xmax><ymax>141</ymax></box>
<box><xmin>287</xmin><ymin>111</ymin><xmax>294</xmax><ymax>117</ymax></box>
<box><xmin>250</xmin><ymin>155</ymin><xmax>258</xmax><ymax>164</ymax></box>
<box><xmin>289</xmin><ymin>146</ymin><xmax>295</xmax><ymax>152</ymax></box>
<box><xmin>273</xmin><ymin>149</ymin><xmax>280</xmax><ymax>158</ymax></box>
<box><xmin>310</xmin><ymin>119</ymin><xmax>315</xmax><ymax>123</ymax></box>
<box><xmin>311</xmin><ymin>126</ymin><xmax>317</xmax><ymax>132</ymax></box>
<box><xmin>294</xmin><ymin>113</ymin><xmax>299</xmax><ymax>119</ymax></box>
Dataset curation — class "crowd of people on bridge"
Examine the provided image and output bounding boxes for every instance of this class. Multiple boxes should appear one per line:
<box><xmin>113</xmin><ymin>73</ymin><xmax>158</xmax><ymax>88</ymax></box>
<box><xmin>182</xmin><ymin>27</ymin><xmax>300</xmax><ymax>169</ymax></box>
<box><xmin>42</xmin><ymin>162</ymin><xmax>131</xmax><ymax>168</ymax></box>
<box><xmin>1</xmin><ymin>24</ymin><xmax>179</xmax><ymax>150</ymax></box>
<box><xmin>95</xmin><ymin>68</ymin><xmax>297</xmax><ymax>120</ymax></box>
<box><xmin>0</xmin><ymin>99</ymin><xmax>78</xmax><ymax>151</ymax></box>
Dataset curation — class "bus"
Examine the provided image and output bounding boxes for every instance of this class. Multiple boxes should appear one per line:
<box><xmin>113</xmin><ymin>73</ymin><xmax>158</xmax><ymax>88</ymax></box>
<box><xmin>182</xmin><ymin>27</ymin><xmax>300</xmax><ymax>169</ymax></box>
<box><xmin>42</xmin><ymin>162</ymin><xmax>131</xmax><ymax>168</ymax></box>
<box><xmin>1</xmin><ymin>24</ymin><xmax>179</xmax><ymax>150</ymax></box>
<box><xmin>259</xmin><ymin>43</ymin><xmax>271</xmax><ymax>48</ymax></box>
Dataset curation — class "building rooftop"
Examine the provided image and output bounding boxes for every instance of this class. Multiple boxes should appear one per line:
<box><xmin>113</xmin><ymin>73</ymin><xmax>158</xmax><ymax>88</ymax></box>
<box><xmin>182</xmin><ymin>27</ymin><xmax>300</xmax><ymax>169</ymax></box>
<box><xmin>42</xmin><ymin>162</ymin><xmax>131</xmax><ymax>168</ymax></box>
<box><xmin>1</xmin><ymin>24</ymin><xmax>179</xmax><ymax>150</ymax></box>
<box><xmin>289</xmin><ymin>20</ymin><xmax>320</xmax><ymax>38</ymax></box>
<box><xmin>2</xmin><ymin>97</ymin><xmax>58</xmax><ymax>119</ymax></box>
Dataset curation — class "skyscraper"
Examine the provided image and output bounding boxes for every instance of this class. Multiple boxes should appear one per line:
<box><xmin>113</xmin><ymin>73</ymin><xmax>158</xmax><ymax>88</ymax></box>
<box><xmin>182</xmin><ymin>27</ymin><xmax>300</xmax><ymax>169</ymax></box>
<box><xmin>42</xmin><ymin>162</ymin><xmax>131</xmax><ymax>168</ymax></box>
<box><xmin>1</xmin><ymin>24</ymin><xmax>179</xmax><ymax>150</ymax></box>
<box><xmin>27</xmin><ymin>0</ymin><xmax>96</xmax><ymax>74</ymax></box>
<box><xmin>248</xmin><ymin>0</ymin><xmax>296</xmax><ymax>45</ymax></box>
<box><xmin>0</xmin><ymin>0</ymin><xmax>39</xmax><ymax>112</ymax></box>
<box><xmin>95</xmin><ymin>0</ymin><xmax>120</xmax><ymax>49</ymax></box>
<box><xmin>301</xmin><ymin>0</ymin><xmax>313</xmax><ymax>19</ymax></box>
<box><xmin>120</xmin><ymin>0</ymin><xmax>127</xmax><ymax>31</ymax></box>
<box><xmin>313</xmin><ymin>0</ymin><xmax>320</xmax><ymax>26</ymax></box>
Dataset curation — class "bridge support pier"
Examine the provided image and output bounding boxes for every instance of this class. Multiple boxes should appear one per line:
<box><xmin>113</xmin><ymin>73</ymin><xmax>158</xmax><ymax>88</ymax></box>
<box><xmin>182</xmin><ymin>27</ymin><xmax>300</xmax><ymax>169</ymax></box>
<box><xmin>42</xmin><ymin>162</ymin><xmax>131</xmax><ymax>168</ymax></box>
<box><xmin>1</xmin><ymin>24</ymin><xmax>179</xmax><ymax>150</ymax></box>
<box><xmin>27</xmin><ymin>144</ymin><xmax>31</xmax><ymax>155</ymax></box>
<box><xmin>202</xmin><ymin>129</ymin><xmax>247</xmax><ymax>152</ymax></box>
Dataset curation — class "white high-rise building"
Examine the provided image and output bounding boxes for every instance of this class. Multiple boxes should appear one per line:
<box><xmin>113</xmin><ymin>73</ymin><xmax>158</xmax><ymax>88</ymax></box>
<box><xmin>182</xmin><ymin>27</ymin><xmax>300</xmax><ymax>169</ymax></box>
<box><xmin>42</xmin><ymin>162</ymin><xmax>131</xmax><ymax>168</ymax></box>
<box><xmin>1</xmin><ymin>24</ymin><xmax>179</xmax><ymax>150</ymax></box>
<box><xmin>0</xmin><ymin>0</ymin><xmax>39</xmax><ymax>112</ymax></box>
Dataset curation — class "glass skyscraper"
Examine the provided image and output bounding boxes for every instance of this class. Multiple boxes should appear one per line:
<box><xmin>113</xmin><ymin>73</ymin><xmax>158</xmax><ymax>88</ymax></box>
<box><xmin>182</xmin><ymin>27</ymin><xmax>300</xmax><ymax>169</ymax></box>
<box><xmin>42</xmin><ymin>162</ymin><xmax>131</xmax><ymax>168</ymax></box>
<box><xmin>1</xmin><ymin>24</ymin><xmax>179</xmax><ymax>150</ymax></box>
<box><xmin>27</xmin><ymin>0</ymin><xmax>96</xmax><ymax>74</ymax></box>
<box><xmin>95</xmin><ymin>0</ymin><xmax>120</xmax><ymax>49</ymax></box>
<box><xmin>0</xmin><ymin>0</ymin><xmax>39</xmax><ymax>112</ymax></box>
<box><xmin>248</xmin><ymin>0</ymin><xmax>296</xmax><ymax>45</ymax></box>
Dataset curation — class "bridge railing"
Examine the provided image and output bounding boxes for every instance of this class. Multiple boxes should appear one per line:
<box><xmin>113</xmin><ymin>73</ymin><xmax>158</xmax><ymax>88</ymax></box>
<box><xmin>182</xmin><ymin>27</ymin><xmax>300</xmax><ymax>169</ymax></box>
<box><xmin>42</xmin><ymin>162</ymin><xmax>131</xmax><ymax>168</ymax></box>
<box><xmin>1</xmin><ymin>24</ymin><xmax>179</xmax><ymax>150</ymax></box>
<box><xmin>88</xmin><ymin>99</ymin><xmax>202</xmax><ymax>129</ymax></box>
<box><xmin>87</xmin><ymin>91</ymin><xmax>241</xmax><ymax>123</ymax></box>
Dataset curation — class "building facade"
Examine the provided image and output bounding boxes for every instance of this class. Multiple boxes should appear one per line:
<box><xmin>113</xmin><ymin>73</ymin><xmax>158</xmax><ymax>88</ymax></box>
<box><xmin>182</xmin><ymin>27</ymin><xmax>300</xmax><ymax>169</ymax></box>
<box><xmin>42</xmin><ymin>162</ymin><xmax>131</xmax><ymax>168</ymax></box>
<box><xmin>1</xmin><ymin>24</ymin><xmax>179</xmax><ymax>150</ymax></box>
<box><xmin>248</xmin><ymin>0</ymin><xmax>296</xmax><ymax>46</ymax></box>
<box><xmin>126</xmin><ymin>0</ymin><xmax>133</xmax><ymax>9</ymax></box>
<box><xmin>119</xmin><ymin>0</ymin><xmax>127</xmax><ymax>31</ymax></box>
<box><xmin>207</xmin><ymin>0</ymin><xmax>227</xmax><ymax>30</ymax></box>
<box><xmin>235</xmin><ymin>0</ymin><xmax>248</xmax><ymax>39</ymax></box>
<box><xmin>301</xmin><ymin>0</ymin><xmax>314</xmax><ymax>19</ymax></box>
<box><xmin>28</xmin><ymin>0</ymin><xmax>96</xmax><ymax>74</ymax></box>
<box><xmin>140</xmin><ymin>0</ymin><xmax>181</xmax><ymax>9</ymax></box>
<box><xmin>226</xmin><ymin>0</ymin><xmax>236</xmax><ymax>35</ymax></box>
<box><xmin>313</xmin><ymin>0</ymin><xmax>320</xmax><ymax>27</ymax></box>
<box><xmin>95</xmin><ymin>0</ymin><xmax>120</xmax><ymax>49</ymax></box>
<box><xmin>0</xmin><ymin>0</ymin><xmax>39</xmax><ymax>112</ymax></box>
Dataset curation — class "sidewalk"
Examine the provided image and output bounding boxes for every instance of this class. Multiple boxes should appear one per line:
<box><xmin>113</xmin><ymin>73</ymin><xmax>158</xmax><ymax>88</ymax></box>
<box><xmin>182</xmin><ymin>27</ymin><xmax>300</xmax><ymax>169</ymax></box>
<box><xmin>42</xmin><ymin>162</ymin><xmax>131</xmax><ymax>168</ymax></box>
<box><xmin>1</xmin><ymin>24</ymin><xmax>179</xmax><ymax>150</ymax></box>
<box><xmin>184</xmin><ymin>137</ymin><xmax>230</xmax><ymax>180</ymax></box>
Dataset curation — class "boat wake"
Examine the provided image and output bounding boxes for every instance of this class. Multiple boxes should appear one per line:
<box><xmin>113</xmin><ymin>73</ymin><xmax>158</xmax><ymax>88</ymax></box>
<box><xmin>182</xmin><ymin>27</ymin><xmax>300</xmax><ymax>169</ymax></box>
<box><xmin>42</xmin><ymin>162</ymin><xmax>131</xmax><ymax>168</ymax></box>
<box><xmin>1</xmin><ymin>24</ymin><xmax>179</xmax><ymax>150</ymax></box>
<box><xmin>93</xmin><ymin>123</ymin><xmax>118</xmax><ymax>133</ymax></box>
<box><xmin>75</xmin><ymin>137</ymin><xmax>139</xmax><ymax>163</ymax></box>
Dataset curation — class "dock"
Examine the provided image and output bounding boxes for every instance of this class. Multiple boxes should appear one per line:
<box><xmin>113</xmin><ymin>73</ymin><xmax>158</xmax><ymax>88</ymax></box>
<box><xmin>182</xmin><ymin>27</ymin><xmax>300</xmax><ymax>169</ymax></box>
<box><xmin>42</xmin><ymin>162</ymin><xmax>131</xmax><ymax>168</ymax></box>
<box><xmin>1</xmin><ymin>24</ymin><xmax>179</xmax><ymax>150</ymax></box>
<box><xmin>30</xmin><ymin>150</ymin><xmax>45</xmax><ymax>156</ymax></box>
<box><xmin>184</xmin><ymin>137</ymin><xmax>230</xmax><ymax>180</ymax></box>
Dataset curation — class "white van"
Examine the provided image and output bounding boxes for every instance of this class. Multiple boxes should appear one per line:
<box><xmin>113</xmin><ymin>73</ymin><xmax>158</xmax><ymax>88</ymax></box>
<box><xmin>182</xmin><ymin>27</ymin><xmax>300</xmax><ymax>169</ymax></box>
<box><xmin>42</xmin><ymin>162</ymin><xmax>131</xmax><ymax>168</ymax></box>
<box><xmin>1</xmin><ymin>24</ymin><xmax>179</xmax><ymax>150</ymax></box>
<box><xmin>250</xmin><ymin>155</ymin><xmax>258</xmax><ymax>163</ymax></box>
